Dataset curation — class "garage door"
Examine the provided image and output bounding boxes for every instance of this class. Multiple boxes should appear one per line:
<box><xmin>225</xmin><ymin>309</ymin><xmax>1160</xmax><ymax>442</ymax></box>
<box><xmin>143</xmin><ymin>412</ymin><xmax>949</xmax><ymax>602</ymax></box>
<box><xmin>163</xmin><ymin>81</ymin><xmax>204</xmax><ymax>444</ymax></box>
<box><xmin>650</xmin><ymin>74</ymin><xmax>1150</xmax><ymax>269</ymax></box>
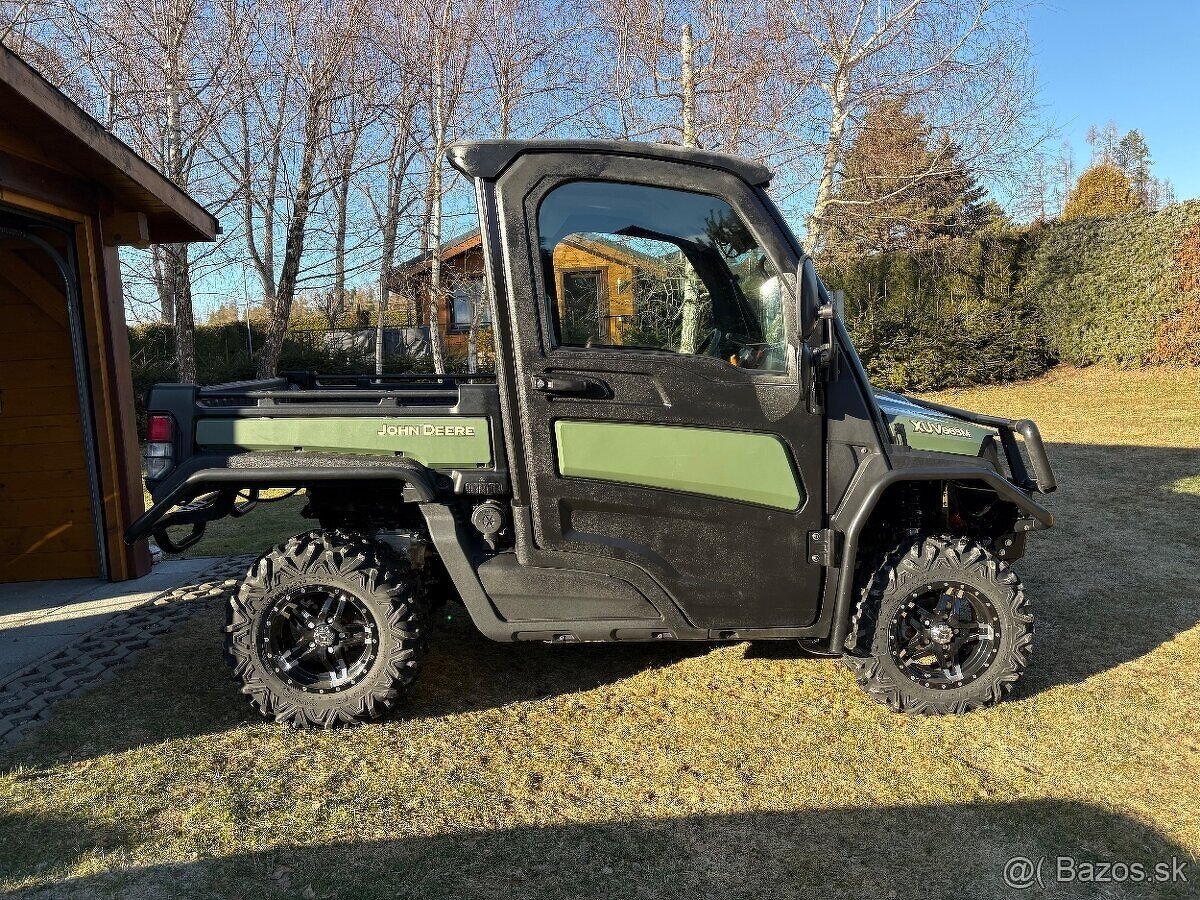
<box><xmin>0</xmin><ymin>227</ymin><xmax>101</xmax><ymax>582</ymax></box>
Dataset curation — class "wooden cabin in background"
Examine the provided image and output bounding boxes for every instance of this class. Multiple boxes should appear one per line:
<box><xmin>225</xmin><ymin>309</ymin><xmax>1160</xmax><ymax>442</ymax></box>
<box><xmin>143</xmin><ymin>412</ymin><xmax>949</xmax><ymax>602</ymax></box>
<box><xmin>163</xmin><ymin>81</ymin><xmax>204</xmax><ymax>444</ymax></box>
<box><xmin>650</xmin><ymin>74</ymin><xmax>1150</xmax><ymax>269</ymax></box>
<box><xmin>390</xmin><ymin>229</ymin><xmax>664</xmax><ymax>358</ymax></box>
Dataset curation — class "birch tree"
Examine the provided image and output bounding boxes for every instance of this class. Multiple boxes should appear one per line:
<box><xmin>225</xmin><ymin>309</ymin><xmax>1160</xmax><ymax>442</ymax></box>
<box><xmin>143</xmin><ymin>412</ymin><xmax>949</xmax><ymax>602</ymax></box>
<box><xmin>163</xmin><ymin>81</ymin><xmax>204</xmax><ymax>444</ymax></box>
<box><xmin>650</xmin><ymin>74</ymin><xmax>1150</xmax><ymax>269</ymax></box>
<box><xmin>318</xmin><ymin>69</ymin><xmax>377</xmax><ymax>328</ymax></box>
<box><xmin>53</xmin><ymin>0</ymin><xmax>235</xmax><ymax>381</ymax></box>
<box><xmin>780</xmin><ymin>0</ymin><xmax>1038</xmax><ymax>251</ymax></box>
<box><xmin>366</xmin><ymin>0</ymin><xmax>425</xmax><ymax>373</ymax></box>
<box><xmin>593</xmin><ymin>0</ymin><xmax>794</xmax><ymax>351</ymax></box>
<box><xmin>591</xmin><ymin>0</ymin><xmax>790</xmax><ymax>156</ymax></box>
<box><xmin>476</xmin><ymin>0</ymin><xmax>583</xmax><ymax>139</ymax></box>
<box><xmin>412</xmin><ymin>0</ymin><xmax>479</xmax><ymax>373</ymax></box>
<box><xmin>214</xmin><ymin>0</ymin><xmax>367</xmax><ymax>377</ymax></box>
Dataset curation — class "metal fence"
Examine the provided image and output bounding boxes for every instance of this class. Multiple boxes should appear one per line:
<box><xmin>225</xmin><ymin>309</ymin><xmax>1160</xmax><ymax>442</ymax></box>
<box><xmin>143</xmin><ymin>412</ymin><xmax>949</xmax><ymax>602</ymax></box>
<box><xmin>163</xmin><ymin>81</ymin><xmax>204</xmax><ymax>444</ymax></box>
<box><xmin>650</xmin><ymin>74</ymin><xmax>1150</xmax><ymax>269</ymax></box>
<box><xmin>287</xmin><ymin>326</ymin><xmax>432</xmax><ymax>358</ymax></box>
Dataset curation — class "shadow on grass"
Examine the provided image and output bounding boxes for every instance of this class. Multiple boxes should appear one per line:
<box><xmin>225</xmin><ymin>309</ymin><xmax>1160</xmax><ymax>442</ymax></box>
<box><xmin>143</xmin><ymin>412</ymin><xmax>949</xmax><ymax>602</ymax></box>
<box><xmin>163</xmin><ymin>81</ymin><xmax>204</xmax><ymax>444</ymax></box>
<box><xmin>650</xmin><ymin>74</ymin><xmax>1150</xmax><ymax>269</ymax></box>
<box><xmin>742</xmin><ymin>441</ymin><xmax>1200</xmax><ymax>699</ymax></box>
<box><xmin>0</xmin><ymin>602</ymin><xmax>711</xmax><ymax>767</ymax></box>
<box><xmin>1010</xmin><ymin>441</ymin><xmax>1200</xmax><ymax>697</ymax></box>
<box><xmin>3</xmin><ymin>799</ymin><xmax>1195</xmax><ymax>899</ymax></box>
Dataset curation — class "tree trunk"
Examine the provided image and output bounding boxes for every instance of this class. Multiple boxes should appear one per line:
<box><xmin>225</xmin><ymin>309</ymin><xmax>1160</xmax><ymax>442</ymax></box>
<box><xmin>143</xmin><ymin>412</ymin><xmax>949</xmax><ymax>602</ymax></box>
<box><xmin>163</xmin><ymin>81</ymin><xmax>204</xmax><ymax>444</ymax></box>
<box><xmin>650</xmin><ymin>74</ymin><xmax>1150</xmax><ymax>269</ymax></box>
<box><xmin>152</xmin><ymin>245</ymin><xmax>176</xmax><ymax>323</ymax></box>
<box><xmin>375</xmin><ymin>286</ymin><xmax>388</xmax><ymax>375</ymax></box>
<box><xmin>674</xmin><ymin>22</ymin><xmax>702</xmax><ymax>355</ymax></box>
<box><xmin>257</xmin><ymin>95</ymin><xmax>325</xmax><ymax>378</ymax></box>
<box><xmin>680</xmin><ymin>23</ymin><xmax>697</xmax><ymax>148</ymax></box>
<box><xmin>679</xmin><ymin>271</ymin><xmax>702</xmax><ymax>355</ymax></box>
<box><xmin>427</xmin><ymin>153</ymin><xmax>447</xmax><ymax>374</ymax></box>
<box><xmin>467</xmin><ymin>315</ymin><xmax>478</xmax><ymax>374</ymax></box>
<box><xmin>162</xmin><ymin>40</ymin><xmax>195</xmax><ymax>379</ymax></box>
<box><xmin>331</xmin><ymin>184</ymin><xmax>349</xmax><ymax>329</ymax></box>
<box><xmin>330</xmin><ymin>123</ymin><xmax>358</xmax><ymax>328</ymax></box>
<box><xmin>498</xmin><ymin>69</ymin><xmax>512</xmax><ymax>140</ymax></box>
<box><xmin>376</xmin><ymin>149</ymin><xmax>401</xmax><ymax>376</ymax></box>
<box><xmin>376</xmin><ymin>101</ymin><xmax>412</xmax><ymax>375</ymax></box>
<box><xmin>806</xmin><ymin>83</ymin><xmax>849</xmax><ymax>252</ymax></box>
<box><xmin>168</xmin><ymin>243</ymin><xmax>197</xmax><ymax>383</ymax></box>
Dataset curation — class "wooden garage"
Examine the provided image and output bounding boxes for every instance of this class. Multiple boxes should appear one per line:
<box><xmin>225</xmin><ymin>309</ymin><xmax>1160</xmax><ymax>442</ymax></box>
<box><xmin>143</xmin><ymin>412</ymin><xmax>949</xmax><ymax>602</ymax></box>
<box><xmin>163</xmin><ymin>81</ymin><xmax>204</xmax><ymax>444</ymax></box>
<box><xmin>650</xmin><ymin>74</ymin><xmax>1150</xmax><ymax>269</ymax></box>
<box><xmin>0</xmin><ymin>45</ymin><xmax>218</xmax><ymax>583</ymax></box>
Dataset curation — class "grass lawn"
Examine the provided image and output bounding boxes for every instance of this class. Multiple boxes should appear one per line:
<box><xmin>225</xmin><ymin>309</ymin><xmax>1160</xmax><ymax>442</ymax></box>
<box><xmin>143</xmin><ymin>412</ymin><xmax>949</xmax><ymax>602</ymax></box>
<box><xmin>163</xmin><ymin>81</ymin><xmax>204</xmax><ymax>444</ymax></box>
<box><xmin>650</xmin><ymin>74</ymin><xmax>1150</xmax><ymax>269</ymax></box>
<box><xmin>3</xmin><ymin>366</ymin><xmax>1198</xmax><ymax>899</ymax></box>
<box><xmin>141</xmin><ymin>488</ymin><xmax>310</xmax><ymax>560</ymax></box>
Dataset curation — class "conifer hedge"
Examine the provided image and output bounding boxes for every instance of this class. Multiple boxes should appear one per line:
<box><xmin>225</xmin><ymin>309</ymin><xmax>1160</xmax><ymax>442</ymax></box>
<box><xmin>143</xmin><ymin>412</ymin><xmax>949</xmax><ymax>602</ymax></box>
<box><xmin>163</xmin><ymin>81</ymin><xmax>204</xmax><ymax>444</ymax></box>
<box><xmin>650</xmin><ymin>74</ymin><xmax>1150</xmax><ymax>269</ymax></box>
<box><xmin>823</xmin><ymin>199</ymin><xmax>1200</xmax><ymax>389</ymax></box>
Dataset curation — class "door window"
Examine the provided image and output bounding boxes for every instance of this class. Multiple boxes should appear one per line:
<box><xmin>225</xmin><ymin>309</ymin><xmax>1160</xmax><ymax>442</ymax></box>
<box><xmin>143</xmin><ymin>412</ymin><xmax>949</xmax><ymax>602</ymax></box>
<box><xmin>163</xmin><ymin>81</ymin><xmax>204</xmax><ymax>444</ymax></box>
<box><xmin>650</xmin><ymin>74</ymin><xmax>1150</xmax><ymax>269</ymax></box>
<box><xmin>538</xmin><ymin>181</ymin><xmax>788</xmax><ymax>372</ymax></box>
<box><xmin>559</xmin><ymin>269</ymin><xmax>603</xmax><ymax>343</ymax></box>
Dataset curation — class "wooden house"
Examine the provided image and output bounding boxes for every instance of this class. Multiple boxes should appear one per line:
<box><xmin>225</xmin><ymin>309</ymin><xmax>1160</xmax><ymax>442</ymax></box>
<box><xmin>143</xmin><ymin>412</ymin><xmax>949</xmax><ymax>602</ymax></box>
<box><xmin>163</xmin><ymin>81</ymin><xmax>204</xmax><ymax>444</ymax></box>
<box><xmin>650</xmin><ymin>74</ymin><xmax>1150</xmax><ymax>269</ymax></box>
<box><xmin>0</xmin><ymin>45</ymin><xmax>218</xmax><ymax>583</ymax></box>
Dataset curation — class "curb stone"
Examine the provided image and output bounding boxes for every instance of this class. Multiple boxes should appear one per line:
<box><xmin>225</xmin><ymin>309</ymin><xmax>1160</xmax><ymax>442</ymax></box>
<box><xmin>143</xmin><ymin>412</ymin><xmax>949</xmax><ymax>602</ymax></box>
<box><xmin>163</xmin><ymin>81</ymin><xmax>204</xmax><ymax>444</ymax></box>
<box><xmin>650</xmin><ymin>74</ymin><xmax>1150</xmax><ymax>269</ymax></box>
<box><xmin>0</xmin><ymin>555</ymin><xmax>253</xmax><ymax>747</ymax></box>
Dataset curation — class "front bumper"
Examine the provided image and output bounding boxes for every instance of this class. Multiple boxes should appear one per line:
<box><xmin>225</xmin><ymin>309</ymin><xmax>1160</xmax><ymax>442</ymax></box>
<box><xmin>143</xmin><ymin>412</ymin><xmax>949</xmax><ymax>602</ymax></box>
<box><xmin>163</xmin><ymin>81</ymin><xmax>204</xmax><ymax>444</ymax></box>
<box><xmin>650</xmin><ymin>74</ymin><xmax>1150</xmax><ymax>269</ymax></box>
<box><xmin>900</xmin><ymin>396</ymin><xmax>1057</xmax><ymax>495</ymax></box>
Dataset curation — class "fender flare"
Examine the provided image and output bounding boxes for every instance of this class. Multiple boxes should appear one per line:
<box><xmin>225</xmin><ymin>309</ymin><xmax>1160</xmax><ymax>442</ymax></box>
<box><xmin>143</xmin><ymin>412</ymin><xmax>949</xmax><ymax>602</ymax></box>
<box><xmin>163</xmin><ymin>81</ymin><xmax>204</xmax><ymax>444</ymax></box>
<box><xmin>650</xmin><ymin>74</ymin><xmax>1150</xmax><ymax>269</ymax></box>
<box><xmin>826</xmin><ymin>462</ymin><xmax>1054</xmax><ymax>652</ymax></box>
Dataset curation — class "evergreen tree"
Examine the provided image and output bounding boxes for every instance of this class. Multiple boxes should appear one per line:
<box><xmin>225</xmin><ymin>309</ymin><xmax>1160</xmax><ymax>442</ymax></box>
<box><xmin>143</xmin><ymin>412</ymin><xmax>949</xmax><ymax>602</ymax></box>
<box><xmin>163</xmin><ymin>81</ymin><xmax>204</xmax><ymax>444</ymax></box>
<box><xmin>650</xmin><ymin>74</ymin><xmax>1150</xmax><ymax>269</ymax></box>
<box><xmin>823</xmin><ymin>99</ymin><xmax>992</xmax><ymax>256</ymax></box>
<box><xmin>1085</xmin><ymin>124</ymin><xmax>1172</xmax><ymax>210</ymax></box>
<box><xmin>1115</xmin><ymin>129</ymin><xmax>1152</xmax><ymax>202</ymax></box>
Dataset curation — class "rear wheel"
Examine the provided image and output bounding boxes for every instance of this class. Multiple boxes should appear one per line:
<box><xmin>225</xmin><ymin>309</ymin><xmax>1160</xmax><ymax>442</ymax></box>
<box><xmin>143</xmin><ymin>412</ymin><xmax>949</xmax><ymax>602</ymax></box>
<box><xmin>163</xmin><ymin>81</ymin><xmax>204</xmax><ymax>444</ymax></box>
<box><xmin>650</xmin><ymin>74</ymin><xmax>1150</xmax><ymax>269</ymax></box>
<box><xmin>225</xmin><ymin>531</ymin><xmax>427</xmax><ymax>727</ymax></box>
<box><xmin>844</xmin><ymin>535</ymin><xmax>1032</xmax><ymax>714</ymax></box>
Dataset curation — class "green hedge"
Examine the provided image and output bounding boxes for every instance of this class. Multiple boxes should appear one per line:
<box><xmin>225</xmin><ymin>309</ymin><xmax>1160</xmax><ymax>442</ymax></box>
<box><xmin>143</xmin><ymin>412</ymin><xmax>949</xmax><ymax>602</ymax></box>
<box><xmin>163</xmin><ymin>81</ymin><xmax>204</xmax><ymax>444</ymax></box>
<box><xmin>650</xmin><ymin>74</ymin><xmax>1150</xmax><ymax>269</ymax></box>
<box><xmin>131</xmin><ymin>202</ymin><xmax>1200</xmax><ymax>418</ymax></box>
<box><xmin>1019</xmin><ymin>201</ymin><xmax>1200</xmax><ymax>367</ymax></box>
<box><xmin>822</xmin><ymin>229</ymin><xmax>1053</xmax><ymax>391</ymax></box>
<box><xmin>821</xmin><ymin>199</ymin><xmax>1200</xmax><ymax>390</ymax></box>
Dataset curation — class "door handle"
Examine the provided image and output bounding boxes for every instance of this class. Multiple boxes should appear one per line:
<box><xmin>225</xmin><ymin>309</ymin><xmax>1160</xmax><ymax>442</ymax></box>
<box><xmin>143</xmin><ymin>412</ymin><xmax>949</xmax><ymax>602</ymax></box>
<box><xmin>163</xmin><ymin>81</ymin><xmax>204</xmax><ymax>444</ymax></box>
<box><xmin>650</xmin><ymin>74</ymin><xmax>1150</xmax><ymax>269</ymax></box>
<box><xmin>531</xmin><ymin>375</ymin><xmax>592</xmax><ymax>394</ymax></box>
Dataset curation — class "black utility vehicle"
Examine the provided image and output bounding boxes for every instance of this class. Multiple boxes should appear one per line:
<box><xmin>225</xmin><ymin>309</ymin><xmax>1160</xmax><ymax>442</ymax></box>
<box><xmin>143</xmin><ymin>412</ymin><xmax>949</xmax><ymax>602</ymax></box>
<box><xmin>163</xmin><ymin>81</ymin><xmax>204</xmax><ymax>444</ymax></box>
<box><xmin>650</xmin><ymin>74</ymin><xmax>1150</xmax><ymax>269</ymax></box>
<box><xmin>130</xmin><ymin>140</ymin><xmax>1057</xmax><ymax>724</ymax></box>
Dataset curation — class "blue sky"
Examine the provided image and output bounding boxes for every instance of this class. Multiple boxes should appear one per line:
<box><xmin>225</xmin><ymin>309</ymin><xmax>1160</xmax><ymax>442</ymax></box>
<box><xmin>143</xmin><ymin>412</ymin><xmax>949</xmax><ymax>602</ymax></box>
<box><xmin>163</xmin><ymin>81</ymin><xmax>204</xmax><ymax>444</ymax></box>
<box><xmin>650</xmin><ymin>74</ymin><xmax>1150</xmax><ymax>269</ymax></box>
<box><xmin>1029</xmin><ymin>0</ymin><xmax>1200</xmax><ymax>200</ymax></box>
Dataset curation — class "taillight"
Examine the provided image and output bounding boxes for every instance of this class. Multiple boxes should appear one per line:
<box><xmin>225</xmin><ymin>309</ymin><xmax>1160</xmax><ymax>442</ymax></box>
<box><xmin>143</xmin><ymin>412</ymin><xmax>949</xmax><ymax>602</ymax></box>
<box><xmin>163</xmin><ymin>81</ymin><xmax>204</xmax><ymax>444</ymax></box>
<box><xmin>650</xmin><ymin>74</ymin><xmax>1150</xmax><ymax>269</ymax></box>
<box><xmin>145</xmin><ymin>413</ymin><xmax>175</xmax><ymax>479</ymax></box>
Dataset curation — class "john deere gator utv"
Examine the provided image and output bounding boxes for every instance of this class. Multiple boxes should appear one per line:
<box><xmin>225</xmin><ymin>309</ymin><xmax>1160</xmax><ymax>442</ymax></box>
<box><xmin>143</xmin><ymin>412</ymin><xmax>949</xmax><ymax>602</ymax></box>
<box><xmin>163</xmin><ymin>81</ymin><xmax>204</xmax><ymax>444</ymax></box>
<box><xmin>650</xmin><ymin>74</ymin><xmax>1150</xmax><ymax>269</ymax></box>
<box><xmin>129</xmin><ymin>140</ymin><xmax>1057</xmax><ymax>725</ymax></box>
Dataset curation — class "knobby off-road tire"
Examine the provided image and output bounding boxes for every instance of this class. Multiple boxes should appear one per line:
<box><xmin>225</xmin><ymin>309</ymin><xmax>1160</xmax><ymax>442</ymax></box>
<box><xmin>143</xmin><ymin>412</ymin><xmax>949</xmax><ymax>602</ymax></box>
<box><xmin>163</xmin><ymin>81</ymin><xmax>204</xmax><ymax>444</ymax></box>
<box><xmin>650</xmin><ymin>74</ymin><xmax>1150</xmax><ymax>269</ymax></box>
<box><xmin>844</xmin><ymin>535</ymin><xmax>1032</xmax><ymax>715</ymax></box>
<box><xmin>225</xmin><ymin>530</ymin><xmax>427</xmax><ymax>727</ymax></box>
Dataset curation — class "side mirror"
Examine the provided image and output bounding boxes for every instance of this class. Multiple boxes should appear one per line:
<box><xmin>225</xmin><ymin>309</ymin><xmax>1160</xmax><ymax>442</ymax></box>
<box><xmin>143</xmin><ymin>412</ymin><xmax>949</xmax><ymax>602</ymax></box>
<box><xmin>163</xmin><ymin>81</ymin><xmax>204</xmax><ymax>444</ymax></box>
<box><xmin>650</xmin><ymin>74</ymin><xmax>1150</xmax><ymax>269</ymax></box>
<box><xmin>798</xmin><ymin>256</ymin><xmax>821</xmax><ymax>339</ymax></box>
<box><xmin>796</xmin><ymin>256</ymin><xmax>840</xmax><ymax>380</ymax></box>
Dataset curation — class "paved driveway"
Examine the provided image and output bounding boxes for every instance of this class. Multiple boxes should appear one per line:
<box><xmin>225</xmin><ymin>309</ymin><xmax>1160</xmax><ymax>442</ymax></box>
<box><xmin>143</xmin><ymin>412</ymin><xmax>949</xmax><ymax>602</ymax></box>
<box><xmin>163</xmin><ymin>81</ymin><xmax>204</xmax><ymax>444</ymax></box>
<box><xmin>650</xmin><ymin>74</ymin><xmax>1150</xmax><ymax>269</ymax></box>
<box><xmin>0</xmin><ymin>556</ymin><xmax>249</xmax><ymax>745</ymax></box>
<box><xmin>0</xmin><ymin>558</ymin><xmax>219</xmax><ymax>682</ymax></box>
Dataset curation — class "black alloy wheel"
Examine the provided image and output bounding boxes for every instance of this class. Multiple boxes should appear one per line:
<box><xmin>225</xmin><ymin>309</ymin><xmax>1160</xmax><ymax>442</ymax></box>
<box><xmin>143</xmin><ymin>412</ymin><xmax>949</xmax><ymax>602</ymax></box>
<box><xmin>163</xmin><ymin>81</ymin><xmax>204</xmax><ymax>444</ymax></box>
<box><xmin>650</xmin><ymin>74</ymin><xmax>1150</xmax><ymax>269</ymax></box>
<box><xmin>262</xmin><ymin>586</ymin><xmax>380</xmax><ymax>693</ymax></box>
<box><xmin>887</xmin><ymin>581</ymin><xmax>1001</xmax><ymax>689</ymax></box>
<box><xmin>843</xmin><ymin>535</ymin><xmax>1032</xmax><ymax>715</ymax></box>
<box><xmin>225</xmin><ymin>530</ymin><xmax>428</xmax><ymax>727</ymax></box>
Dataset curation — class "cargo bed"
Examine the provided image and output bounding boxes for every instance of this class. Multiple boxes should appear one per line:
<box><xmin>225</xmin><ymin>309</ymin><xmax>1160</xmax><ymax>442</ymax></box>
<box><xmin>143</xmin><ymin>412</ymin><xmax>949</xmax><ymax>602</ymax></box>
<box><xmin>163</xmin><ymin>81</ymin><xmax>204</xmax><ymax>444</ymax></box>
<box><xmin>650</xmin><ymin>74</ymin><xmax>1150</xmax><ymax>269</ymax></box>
<box><xmin>128</xmin><ymin>371</ymin><xmax>508</xmax><ymax>550</ymax></box>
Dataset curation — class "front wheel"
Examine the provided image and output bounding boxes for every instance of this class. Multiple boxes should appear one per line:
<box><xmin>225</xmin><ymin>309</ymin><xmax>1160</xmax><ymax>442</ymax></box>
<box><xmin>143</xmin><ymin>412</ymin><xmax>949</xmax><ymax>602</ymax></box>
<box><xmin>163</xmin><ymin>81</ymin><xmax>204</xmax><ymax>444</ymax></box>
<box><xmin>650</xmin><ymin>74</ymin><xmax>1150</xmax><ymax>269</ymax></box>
<box><xmin>844</xmin><ymin>535</ymin><xmax>1032</xmax><ymax>715</ymax></box>
<box><xmin>225</xmin><ymin>531</ymin><xmax>427</xmax><ymax>727</ymax></box>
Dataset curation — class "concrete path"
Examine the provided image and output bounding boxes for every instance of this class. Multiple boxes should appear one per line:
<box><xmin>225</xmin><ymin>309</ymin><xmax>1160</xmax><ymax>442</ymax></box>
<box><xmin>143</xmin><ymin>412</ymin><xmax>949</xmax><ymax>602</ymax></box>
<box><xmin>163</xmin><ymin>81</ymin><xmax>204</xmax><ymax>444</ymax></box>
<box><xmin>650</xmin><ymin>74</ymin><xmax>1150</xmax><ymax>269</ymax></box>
<box><xmin>0</xmin><ymin>558</ymin><xmax>218</xmax><ymax>682</ymax></box>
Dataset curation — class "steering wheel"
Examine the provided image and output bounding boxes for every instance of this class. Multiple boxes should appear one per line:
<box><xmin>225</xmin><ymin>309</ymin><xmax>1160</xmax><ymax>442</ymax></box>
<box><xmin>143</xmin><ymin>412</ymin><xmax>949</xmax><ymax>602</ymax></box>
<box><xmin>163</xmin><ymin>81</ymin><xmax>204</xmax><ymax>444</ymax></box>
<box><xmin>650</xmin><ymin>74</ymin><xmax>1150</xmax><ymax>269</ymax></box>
<box><xmin>695</xmin><ymin>328</ymin><xmax>725</xmax><ymax>358</ymax></box>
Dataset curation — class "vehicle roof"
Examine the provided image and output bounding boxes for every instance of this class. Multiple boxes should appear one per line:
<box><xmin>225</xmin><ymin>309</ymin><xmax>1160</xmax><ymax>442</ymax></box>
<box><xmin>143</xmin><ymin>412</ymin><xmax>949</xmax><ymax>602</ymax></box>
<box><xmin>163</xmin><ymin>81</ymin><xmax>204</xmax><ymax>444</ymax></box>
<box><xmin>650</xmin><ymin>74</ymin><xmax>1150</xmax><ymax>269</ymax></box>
<box><xmin>447</xmin><ymin>139</ymin><xmax>773</xmax><ymax>188</ymax></box>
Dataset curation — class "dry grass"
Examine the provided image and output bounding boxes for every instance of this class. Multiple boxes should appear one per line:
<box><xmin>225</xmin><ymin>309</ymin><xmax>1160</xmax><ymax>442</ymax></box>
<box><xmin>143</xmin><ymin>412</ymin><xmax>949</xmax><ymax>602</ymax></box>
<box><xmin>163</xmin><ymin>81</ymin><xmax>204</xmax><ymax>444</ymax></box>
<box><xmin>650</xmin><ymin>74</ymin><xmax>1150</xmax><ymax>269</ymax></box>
<box><xmin>141</xmin><ymin>486</ymin><xmax>309</xmax><ymax>560</ymax></box>
<box><xmin>3</xmin><ymin>366</ymin><xmax>1199</xmax><ymax>899</ymax></box>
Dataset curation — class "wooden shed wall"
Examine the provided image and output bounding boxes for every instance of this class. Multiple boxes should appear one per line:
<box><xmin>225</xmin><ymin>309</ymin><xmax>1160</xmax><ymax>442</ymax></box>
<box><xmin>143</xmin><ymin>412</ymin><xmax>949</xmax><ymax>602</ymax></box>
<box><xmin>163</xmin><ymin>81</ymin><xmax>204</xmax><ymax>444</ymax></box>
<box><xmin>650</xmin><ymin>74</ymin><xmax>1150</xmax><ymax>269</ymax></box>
<box><xmin>0</xmin><ymin>242</ymin><xmax>100</xmax><ymax>580</ymax></box>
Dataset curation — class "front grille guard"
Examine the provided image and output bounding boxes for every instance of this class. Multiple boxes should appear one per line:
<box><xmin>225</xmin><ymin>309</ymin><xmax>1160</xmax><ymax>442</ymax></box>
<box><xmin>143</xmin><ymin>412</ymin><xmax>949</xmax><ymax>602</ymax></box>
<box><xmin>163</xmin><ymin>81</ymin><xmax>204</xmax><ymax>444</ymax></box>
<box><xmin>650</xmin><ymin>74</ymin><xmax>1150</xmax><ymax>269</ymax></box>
<box><xmin>904</xmin><ymin>397</ymin><xmax>1058</xmax><ymax>495</ymax></box>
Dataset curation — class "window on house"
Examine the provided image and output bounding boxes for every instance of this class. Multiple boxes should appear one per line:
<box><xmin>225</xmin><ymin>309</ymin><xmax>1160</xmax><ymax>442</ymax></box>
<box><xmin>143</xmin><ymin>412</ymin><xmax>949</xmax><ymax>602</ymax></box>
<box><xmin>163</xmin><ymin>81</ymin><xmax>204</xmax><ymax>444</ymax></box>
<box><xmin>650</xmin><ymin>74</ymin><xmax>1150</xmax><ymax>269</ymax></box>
<box><xmin>448</xmin><ymin>280</ymin><xmax>489</xmax><ymax>331</ymax></box>
<box><xmin>538</xmin><ymin>180</ymin><xmax>787</xmax><ymax>372</ymax></box>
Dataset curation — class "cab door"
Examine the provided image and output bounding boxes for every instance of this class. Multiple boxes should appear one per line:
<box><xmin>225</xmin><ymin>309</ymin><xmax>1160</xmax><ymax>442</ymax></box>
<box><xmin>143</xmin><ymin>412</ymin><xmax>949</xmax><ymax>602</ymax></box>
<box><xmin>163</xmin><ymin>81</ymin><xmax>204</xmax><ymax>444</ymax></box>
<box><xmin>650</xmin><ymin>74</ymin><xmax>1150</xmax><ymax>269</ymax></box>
<box><xmin>477</xmin><ymin>150</ymin><xmax>825</xmax><ymax>630</ymax></box>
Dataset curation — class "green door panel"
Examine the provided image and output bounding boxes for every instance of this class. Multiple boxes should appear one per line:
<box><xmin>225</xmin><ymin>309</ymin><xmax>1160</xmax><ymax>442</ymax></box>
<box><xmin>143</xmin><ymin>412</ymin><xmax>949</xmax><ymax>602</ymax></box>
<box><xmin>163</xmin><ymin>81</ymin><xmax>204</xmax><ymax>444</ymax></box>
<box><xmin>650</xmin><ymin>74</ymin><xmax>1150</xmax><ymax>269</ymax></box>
<box><xmin>196</xmin><ymin>416</ymin><xmax>492</xmax><ymax>467</ymax></box>
<box><xmin>554</xmin><ymin>420</ymin><xmax>803</xmax><ymax>510</ymax></box>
